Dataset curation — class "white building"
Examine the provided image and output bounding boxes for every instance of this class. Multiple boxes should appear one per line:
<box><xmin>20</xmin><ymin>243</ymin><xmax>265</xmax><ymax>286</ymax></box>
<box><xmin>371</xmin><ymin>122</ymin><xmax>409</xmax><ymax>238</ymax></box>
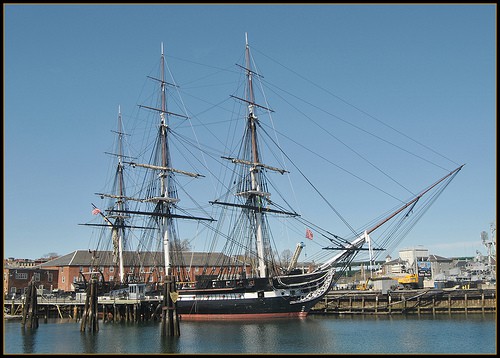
<box><xmin>399</xmin><ymin>246</ymin><xmax>429</xmax><ymax>273</ymax></box>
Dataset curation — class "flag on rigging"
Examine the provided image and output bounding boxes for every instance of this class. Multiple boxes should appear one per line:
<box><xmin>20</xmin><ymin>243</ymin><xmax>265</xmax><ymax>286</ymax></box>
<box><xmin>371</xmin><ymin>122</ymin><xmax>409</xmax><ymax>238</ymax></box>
<box><xmin>305</xmin><ymin>228</ymin><xmax>313</xmax><ymax>240</ymax></box>
<box><xmin>92</xmin><ymin>208</ymin><xmax>101</xmax><ymax>215</ymax></box>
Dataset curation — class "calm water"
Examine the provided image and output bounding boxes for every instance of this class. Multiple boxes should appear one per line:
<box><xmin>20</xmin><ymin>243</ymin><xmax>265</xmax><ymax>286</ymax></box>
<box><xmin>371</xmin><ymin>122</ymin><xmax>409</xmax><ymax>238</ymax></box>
<box><xmin>3</xmin><ymin>313</ymin><xmax>496</xmax><ymax>354</ymax></box>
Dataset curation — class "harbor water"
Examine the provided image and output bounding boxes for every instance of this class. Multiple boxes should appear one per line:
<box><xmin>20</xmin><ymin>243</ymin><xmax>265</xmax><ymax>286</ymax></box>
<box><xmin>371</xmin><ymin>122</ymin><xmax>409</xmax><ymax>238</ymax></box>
<box><xmin>3</xmin><ymin>313</ymin><xmax>496</xmax><ymax>354</ymax></box>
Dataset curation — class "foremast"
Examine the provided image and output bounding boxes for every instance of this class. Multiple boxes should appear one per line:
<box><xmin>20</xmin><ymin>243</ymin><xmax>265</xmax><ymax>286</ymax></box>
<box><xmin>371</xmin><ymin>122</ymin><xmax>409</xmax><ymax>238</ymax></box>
<box><xmin>218</xmin><ymin>34</ymin><xmax>290</xmax><ymax>279</ymax></box>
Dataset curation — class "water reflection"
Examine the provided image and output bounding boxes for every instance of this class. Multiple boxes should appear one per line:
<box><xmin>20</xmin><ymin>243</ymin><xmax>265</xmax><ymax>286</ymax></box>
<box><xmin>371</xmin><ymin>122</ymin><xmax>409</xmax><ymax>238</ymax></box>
<box><xmin>159</xmin><ymin>333</ymin><xmax>181</xmax><ymax>354</ymax></box>
<box><xmin>80</xmin><ymin>330</ymin><xmax>99</xmax><ymax>354</ymax></box>
<box><xmin>20</xmin><ymin>326</ymin><xmax>37</xmax><ymax>354</ymax></box>
<box><xmin>4</xmin><ymin>314</ymin><xmax>496</xmax><ymax>354</ymax></box>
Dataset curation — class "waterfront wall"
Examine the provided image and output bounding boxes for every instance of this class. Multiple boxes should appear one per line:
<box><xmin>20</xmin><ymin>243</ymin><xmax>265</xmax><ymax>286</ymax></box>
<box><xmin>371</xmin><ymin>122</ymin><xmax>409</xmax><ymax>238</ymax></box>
<box><xmin>311</xmin><ymin>288</ymin><xmax>496</xmax><ymax>315</ymax></box>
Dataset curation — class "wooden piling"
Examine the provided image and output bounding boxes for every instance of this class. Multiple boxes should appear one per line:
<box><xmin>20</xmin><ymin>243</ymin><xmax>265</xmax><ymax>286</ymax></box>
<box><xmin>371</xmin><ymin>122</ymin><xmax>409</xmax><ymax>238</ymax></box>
<box><xmin>161</xmin><ymin>275</ymin><xmax>180</xmax><ymax>337</ymax></box>
<box><xmin>80</xmin><ymin>279</ymin><xmax>99</xmax><ymax>332</ymax></box>
<box><xmin>21</xmin><ymin>280</ymin><xmax>39</xmax><ymax>329</ymax></box>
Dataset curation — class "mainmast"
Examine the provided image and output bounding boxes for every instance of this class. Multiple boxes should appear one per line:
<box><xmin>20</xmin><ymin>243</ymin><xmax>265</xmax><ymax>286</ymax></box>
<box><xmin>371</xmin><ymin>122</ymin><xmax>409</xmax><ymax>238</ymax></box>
<box><xmin>114</xmin><ymin>106</ymin><xmax>126</xmax><ymax>283</ymax></box>
<box><xmin>245</xmin><ymin>34</ymin><xmax>266</xmax><ymax>278</ymax></box>
<box><xmin>126</xmin><ymin>43</ymin><xmax>213</xmax><ymax>279</ymax></box>
<box><xmin>159</xmin><ymin>42</ymin><xmax>174</xmax><ymax>278</ymax></box>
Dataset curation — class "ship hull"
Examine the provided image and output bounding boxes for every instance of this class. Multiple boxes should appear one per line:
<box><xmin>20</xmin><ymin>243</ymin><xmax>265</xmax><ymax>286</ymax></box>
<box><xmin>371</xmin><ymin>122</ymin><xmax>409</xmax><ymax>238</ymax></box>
<box><xmin>174</xmin><ymin>269</ymin><xmax>334</xmax><ymax>320</ymax></box>
<box><xmin>175</xmin><ymin>293</ymin><xmax>322</xmax><ymax>320</ymax></box>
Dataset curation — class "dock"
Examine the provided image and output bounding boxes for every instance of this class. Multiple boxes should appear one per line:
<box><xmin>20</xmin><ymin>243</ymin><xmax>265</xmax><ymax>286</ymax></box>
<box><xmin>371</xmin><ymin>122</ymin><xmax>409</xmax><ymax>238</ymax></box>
<box><xmin>4</xmin><ymin>295</ymin><xmax>164</xmax><ymax>322</ymax></box>
<box><xmin>310</xmin><ymin>288</ymin><xmax>496</xmax><ymax>315</ymax></box>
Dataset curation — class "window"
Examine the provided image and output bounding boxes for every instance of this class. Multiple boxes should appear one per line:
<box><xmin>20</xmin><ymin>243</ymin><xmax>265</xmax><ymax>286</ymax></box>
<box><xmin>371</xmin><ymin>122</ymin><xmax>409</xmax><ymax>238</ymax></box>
<box><xmin>47</xmin><ymin>272</ymin><xmax>53</xmax><ymax>282</ymax></box>
<box><xmin>109</xmin><ymin>276</ymin><xmax>114</xmax><ymax>281</ymax></box>
<box><xmin>79</xmin><ymin>266</ymin><xmax>84</xmax><ymax>272</ymax></box>
<box><xmin>109</xmin><ymin>266</ymin><xmax>114</xmax><ymax>272</ymax></box>
<box><xmin>15</xmin><ymin>273</ymin><xmax>28</xmax><ymax>280</ymax></box>
<box><xmin>62</xmin><ymin>276</ymin><xmax>66</xmax><ymax>283</ymax></box>
<box><xmin>33</xmin><ymin>272</ymin><xmax>40</xmax><ymax>282</ymax></box>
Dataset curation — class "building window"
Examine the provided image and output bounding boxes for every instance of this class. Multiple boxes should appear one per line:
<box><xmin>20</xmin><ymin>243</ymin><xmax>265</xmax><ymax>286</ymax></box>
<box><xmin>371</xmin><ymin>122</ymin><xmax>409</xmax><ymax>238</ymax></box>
<box><xmin>109</xmin><ymin>266</ymin><xmax>114</xmax><ymax>272</ymax></box>
<box><xmin>47</xmin><ymin>272</ymin><xmax>53</xmax><ymax>282</ymax></box>
<box><xmin>159</xmin><ymin>267</ymin><xmax>163</xmax><ymax>272</ymax></box>
<box><xmin>79</xmin><ymin>266</ymin><xmax>84</xmax><ymax>272</ymax></box>
<box><xmin>15</xmin><ymin>273</ymin><xmax>28</xmax><ymax>280</ymax></box>
<box><xmin>109</xmin><ymin>276</ymin><xmax>114</xmax><ymax>281</ymax></box>
<box><xmin>34</xmin><ymin>272</ymin><xmax>40</xmax><ymax>282</ymax></box>
<box><xmin>62</xmin><ymin>276</ymin><xmax>66</xmax><ymax>283</ymax></box>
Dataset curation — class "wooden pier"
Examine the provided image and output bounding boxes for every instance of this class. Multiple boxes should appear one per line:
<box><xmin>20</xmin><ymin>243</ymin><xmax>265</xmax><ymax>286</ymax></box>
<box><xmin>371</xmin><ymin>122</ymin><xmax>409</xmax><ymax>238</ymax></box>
<box><xmin>310</xmin><ymin>288</ymin><xmax>496</xmax><ymax>315</ymax></box>
<box><xmin>4</xmin><ymin>296</ymin><xmax>164</xmax><ymax>322</ymax></box>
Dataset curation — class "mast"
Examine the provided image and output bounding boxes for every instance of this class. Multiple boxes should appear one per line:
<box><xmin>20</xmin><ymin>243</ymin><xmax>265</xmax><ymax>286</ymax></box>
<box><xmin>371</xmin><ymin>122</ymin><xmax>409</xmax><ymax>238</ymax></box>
<box><xmin>159</xmin><ymin>42</ymin><xmax>172</xmax><ymax>278</ymax></box>
<box><xmin>245</xmin><ymin>33</ymin><xmax>266</xmax><ymax>278</ymax></box>
<box><xmin>212</xmin><ymin>33</ymin><xmax>287</xmax><ymax>278</ymax></box>
<box><xmin>115</xmin><ymin>105</ymin><xmax>126</xmax><ymax>283</ymax></box>
<box><xmin>123</xmin><ymin>43</ymin><xmax>213</xmax><ymax>279</ymax></box>
<box><xmin>83</xmin><ymin>106</ymin><xmax>129</xmax><ymax>284</ymax></box>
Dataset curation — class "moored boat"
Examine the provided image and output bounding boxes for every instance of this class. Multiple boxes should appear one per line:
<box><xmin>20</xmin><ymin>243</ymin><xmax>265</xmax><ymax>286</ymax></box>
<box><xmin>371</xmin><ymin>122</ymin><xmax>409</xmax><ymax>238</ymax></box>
<box><xmin>82</xmin><ymin>33</ymin><xmax>463</xmax><ymax>320</ymax></box>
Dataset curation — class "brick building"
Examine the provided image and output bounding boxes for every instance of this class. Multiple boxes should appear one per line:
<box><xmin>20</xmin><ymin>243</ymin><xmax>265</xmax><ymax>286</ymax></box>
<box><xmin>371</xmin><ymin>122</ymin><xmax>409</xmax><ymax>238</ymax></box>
<box><xmin>3</xmin><ymin>265</ymin><xmax>59</xmax><ymax>298</ymax></box>
<box><xmin>38</xmin><ymin>250</ymin><xmax>251</xmax><ymax>292</ymax></box>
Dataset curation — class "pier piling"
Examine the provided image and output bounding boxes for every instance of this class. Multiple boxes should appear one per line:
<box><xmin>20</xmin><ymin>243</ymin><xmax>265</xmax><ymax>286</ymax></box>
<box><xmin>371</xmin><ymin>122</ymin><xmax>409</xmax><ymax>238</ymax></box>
<box><xmin>161</xmin><ymin>275</ymin><xmax>180</xmax><ymax>337</ymax></box>
<box><xmin>21</xmin><ymin>279</ymin><xmax>39</xmax><ymax>329</ymax></box>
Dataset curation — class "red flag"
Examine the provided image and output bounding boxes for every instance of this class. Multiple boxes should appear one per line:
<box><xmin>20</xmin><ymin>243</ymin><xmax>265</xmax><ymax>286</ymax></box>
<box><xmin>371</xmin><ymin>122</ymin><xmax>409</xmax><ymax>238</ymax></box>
<box><xmin>92</xmin><ymin>208</ymin><xmax>101</xmax><ymax>215</ymax></box>
<box><xmin>305</xmin><ymin>228</ymin><xmax>313</xmax><ymax>240</ymax></box>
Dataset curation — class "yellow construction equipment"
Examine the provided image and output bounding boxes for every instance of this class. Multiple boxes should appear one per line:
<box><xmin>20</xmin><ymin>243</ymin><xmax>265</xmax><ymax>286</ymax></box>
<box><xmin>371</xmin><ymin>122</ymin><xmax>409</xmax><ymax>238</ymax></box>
<box><xmin>359</xmin><ymin>273</ymin><xmax>419</xmax><ymax>290</ymax></box>
<box><xmin>392</xmin><ymin>273</ymin><xmax>419</xmax><ymax>289</ymax></box>
<box><xmin>356</xmin><ymin>278</ymin><xmax>372</xmax><ymax>291</ymax></box>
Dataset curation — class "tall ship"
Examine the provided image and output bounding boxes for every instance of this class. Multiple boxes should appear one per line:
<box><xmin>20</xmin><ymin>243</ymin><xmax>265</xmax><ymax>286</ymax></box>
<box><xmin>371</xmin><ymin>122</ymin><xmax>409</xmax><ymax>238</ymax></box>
<box><xmin>82</xmin><ymin>34</ymin><xmax>463</xmax><ymax>319</ymax></box>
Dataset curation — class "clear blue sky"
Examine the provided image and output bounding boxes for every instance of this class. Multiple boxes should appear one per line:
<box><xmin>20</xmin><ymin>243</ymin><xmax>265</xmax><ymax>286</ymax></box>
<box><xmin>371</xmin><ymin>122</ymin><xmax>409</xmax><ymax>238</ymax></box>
<box><xmin>4</xmin><ymin>4</ymin><xmax>496</xmax><ymax>261</ymax></box>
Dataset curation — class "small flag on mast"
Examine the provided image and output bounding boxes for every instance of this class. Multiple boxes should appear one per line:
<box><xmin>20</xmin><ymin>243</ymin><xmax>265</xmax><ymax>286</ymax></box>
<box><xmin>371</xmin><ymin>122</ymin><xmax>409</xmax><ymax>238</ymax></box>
<box><xmin>305</xmin><ymin>228</ymin><xmax>313</xmax><ymax>240</ymax></box>
<box><xmin>92</xmin><ymin>208</ymin><xmax>101</xmax><ymax>215</ymax></box>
